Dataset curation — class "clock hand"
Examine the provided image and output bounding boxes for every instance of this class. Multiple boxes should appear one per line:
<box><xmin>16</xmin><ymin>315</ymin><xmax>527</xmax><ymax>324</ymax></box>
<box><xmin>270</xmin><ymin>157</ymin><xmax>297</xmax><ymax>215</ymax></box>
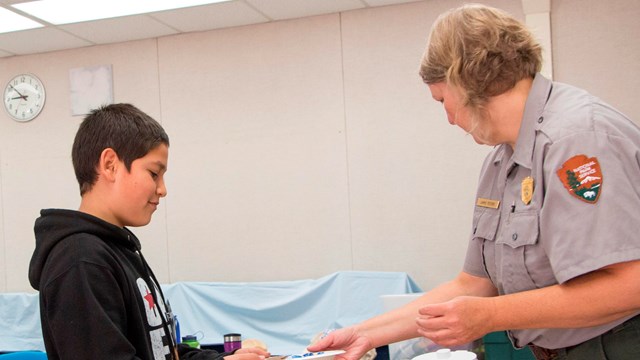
<box><xmin>11</xmin><ymin>95</ymin><xmax>29</xmax><ymax>101</ymax></box>
<box><xmin>8</xmin><ymin>84</ymin><xmax>27</xmax><ymax>98</ymax></box>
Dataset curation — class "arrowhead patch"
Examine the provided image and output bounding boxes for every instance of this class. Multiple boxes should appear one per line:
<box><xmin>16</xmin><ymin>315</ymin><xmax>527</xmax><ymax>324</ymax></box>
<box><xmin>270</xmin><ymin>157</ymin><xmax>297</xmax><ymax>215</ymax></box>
<box><xmin>556</xmin><ymin>155</ymin><xmax>602</xmax><ymax>204</ymax></box>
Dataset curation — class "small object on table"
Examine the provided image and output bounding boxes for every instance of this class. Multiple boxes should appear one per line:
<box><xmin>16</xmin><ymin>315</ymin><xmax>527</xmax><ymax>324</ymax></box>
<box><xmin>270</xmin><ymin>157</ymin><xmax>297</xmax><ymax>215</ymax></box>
<box><xmin>224</xmin><ymin>333</ymin><xmax>243</xmax><ymax>352</ymax></box>
<box><xmin>182</xmin><ymin>335</ymin><xmax>200</xmax><ymax>349</ymax></box>
<box><xmin>289</xmin><ymin>350</ymin><xmax>346</xmax><ymax>360</ymax></box>
<box><xmin>411</xmin><ymin>348</ymin><xmax>477</xmax><ymax>360</ymax></box>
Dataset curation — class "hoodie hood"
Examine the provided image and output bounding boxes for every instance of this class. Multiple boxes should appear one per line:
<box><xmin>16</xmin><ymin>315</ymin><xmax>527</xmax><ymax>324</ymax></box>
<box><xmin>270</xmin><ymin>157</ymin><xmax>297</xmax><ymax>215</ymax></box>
<box><xmin>29</xmin><ymin>208</ymin><xmax>141</xmax><ymax>290</ymax></box>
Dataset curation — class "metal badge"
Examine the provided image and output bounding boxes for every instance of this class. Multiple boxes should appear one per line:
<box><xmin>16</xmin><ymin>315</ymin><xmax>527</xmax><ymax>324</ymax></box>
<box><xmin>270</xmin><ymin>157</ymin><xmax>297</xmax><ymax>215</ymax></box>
<box><xmin>521</xmin><ymin>176</ymin><xmax>534</xmax><ymax>205</ymax></box>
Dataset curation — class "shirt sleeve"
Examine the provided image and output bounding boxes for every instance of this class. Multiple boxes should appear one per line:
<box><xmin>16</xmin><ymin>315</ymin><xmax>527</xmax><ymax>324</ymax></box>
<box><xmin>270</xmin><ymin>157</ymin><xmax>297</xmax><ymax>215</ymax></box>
<box><xmin>540</xmin><ymin>128</ymin><xmax>640</xmax><ymax>283</ymax></box>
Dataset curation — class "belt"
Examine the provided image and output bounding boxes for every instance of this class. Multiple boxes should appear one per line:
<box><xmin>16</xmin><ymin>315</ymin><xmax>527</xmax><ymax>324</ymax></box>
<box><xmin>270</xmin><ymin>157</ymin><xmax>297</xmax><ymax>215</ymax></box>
<box><xmin>528</xmin><ymin>313</ymin><xmax>640</xmax><ymax>360</ymax></box>
<box><xmin>528</xmin><ymin>345</ymin><xmax>561</xmax><ymax>360</ymax></box>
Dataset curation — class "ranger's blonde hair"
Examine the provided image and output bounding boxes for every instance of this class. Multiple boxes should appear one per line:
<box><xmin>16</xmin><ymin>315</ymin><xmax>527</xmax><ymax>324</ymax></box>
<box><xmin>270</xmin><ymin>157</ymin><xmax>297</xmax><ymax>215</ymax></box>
<box><xmin>420</xmin><ymin>4</ymin><xmax>542</xmax><ymax>113</ymax></box>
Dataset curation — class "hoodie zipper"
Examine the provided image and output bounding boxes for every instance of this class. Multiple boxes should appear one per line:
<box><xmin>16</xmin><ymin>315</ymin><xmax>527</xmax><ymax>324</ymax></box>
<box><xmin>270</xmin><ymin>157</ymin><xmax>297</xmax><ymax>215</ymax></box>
<box><xmin>134</xmin><ymin>237</ymin><xmax>180</xmax><ymax>360</ymax></box>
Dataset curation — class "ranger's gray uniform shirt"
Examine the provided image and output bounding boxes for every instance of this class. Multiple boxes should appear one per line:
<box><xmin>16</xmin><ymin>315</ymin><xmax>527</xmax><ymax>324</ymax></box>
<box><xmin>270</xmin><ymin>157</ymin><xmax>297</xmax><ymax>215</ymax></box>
<box><xmin>463</xmin><ymin>73</ymin><xmax>640</xmax><ymax>349</ymax></box>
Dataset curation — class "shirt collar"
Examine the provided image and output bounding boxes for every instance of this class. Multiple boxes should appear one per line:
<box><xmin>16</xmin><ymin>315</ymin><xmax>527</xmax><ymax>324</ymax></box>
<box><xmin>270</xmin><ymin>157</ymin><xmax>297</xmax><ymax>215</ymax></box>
<box><xmin>510</xmin><ymin>73</ymin><xmax>553</xmax><ymax>169</ymax></box>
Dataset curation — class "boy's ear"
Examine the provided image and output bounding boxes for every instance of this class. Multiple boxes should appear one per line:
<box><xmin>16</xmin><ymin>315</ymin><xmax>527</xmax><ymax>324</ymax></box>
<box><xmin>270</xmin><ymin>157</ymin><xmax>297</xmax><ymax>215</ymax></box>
<box><xmin>99</xmin><ymin>148</ymin><xmax>120</xmax><ymax>182</ymax></box>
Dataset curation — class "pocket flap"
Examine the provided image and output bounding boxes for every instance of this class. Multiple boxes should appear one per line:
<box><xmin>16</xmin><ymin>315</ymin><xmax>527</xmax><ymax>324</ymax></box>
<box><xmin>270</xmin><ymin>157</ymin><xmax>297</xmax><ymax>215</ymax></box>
<box><xmin>498</xmin><ymin>210</ymin><xmax>539</xmax><ymax>249</ymax></box>
<box><xmin>473</xmin><ymin>209</ymin><xmax>500</xmax><ymax>241</ymax></box>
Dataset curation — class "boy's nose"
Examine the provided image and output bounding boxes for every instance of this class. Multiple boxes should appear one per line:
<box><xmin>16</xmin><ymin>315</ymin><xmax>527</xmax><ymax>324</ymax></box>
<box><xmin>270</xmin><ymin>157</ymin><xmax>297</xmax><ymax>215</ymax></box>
<box><xmin>157</xmin><ymin>179</ymin><xmax>167</xmax><ymax>197</ymax></box>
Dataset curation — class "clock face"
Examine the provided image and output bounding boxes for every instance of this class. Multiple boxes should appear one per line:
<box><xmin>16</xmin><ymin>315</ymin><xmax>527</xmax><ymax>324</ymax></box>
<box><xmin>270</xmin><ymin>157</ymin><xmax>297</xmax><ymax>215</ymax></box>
<box><xmin>3</xmin><ymin>73</ymin><xmax>46</xmax><ymax>122</ymax></box>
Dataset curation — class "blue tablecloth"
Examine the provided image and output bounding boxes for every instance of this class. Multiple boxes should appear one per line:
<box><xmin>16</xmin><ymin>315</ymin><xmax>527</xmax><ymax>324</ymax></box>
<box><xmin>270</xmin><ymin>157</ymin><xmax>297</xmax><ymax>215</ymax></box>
<box><xmin>0</xmin><ymin>271</ymin><xmax>421</xmax><ymax>353</ymax></box>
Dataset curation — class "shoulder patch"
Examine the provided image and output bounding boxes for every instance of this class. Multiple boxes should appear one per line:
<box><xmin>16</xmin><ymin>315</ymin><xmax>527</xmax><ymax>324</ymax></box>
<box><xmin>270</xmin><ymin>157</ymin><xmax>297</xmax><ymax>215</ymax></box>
<box><xmin>556</xmin><ymin>155</ymin><xmax>602</xmax><ymax>204</ymax></box>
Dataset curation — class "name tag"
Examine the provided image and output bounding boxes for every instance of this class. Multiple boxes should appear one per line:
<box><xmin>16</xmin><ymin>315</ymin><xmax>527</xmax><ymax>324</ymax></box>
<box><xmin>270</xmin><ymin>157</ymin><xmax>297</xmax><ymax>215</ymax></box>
<box><xmin>476</xmin><ymin>198</ymin><xmax>500</xmax><ymax>209</ymax></box>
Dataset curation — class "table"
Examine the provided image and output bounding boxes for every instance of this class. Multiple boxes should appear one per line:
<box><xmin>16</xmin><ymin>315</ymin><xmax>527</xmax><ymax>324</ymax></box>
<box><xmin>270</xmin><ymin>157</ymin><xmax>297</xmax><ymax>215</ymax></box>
<box><xmin>0</xmin><ymin>271</ymin><xmax>421</xmax><ymax>353</ymax></box>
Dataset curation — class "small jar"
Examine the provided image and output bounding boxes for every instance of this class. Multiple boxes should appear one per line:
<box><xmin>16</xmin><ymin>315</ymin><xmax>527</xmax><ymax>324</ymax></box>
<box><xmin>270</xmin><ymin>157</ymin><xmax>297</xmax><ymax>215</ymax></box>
<box><xmin>182</xmin><ymin>335</ymin><xmax>200</xmax><ymax>349</ymax></box>
<box><xmin>224</xmin><ymin>333</ymin><xmax>242</xmax><ymax>352</ymax></box>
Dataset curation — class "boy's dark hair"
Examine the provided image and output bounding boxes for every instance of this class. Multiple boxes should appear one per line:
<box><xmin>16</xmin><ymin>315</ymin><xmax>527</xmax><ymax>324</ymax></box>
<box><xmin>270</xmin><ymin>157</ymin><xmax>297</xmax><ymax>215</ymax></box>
<box><xmin>72</xmin><ymin>103</ymin><xmax>170</xmax><ymax>195</ymax></box>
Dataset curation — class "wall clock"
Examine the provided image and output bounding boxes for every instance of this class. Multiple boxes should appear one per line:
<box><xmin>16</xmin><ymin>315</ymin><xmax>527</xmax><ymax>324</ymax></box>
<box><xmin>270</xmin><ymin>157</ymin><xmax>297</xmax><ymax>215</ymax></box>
<box><xmin>3</xmin><ymin>73</ymin><xmax>46</xmax><ymax>122</ymax></box>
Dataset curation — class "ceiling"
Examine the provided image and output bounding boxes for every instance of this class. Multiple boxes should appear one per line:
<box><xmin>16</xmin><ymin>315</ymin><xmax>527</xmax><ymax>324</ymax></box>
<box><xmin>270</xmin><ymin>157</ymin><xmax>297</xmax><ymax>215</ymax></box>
<box><xmin>0</xmin><ymin>0</ymin><xmax>421</xmax><ymax>58</ymax></box>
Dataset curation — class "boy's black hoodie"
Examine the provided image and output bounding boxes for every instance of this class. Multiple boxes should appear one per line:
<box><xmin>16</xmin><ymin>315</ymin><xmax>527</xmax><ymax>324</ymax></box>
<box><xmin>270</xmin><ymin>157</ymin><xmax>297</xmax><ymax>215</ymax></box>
<box><xmin>29</xmin><ymin>209</ymin><xmax>226</xmax><ymax>360</ymax></box>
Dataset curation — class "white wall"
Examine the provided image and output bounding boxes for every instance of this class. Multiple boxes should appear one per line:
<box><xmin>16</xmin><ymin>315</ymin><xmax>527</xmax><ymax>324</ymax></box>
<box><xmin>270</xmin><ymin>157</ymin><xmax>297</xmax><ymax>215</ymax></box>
<box><xmin>1</xmin><ymin>0</ymin><xmax>638</xmax><ymax>293</ymax></box>
<box><xmin>551</xmin><ymin>0</ymin><xmax>640</xmax><ymax>119</ymax></box>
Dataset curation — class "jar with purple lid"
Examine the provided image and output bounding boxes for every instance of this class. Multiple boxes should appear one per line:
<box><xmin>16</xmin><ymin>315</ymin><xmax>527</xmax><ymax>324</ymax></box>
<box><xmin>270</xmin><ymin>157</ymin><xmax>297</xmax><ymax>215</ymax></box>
<box><xmin>224</xmin><ymin>333</ymin><xmax>242</xmax><ymax>352</ymax></box>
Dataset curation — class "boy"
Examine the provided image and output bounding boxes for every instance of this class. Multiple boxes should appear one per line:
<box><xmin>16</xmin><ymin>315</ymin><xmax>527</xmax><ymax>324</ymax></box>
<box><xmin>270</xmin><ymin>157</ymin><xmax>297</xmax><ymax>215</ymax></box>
<box><xmin>28</xmin><ymin>104</ymin><xmax>268</xmax><ymax>360</ymax></box>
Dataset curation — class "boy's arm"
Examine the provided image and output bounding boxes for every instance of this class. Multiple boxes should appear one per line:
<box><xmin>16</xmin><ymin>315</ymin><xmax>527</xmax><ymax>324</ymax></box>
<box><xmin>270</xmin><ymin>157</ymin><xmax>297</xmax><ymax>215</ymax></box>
<box><xmin>179</xmin><ymin>343</ymin><xmax>270</xmax><ymax>360</ymax></box>
<box><xmin>178</xmin><ymin>344</ymin><xmax>228</xmax><ymax>359</ymax></box>
<box><xmin>41</xmin><ymin>260</ymin><xmax>145</xmax><ymax>359</ymax></box>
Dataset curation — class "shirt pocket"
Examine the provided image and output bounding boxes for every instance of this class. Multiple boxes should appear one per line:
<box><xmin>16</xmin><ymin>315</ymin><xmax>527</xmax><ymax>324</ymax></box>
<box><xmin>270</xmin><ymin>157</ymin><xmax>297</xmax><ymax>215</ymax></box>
<box><xmin>497</xmin><ymin>209</ymin><xmax>539</xmax><ymax>249</ymax></box>
<box><xmin>473</xmin><ymin>207</ymin><xmax>500</xmax><ymax>241</ymax></box>
<box><xmin>496</xmin><ymin>209</ymin><xmax>545</xmax><ymax>292</ymax></box>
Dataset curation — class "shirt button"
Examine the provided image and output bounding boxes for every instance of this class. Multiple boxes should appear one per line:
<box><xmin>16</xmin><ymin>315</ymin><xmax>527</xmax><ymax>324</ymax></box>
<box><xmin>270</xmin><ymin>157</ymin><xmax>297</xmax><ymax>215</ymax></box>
<box><xmin>537</xmin><ymin>116</ymin><xmax>544</xmax><ymax>123</ymax></box>
<box><xmin>512</xmin><ymin>233</ymin><xmax>518</xmax><ymax>241</ymax></box>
